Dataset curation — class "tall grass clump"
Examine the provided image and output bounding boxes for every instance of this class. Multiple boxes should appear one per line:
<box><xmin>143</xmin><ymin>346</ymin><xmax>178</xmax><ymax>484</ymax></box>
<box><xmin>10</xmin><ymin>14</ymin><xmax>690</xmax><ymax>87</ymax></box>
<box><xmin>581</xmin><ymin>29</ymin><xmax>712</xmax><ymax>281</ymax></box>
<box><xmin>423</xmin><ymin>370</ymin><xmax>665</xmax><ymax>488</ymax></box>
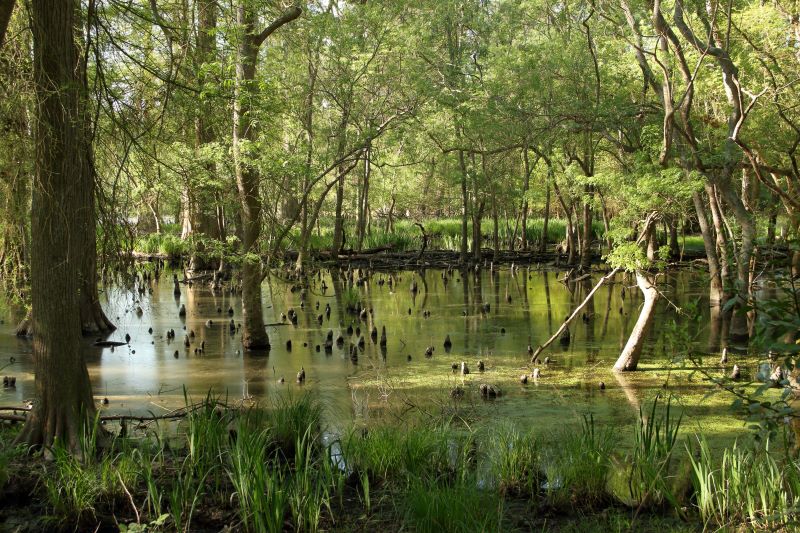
<box><xmin>135</xmin><ymin>233</ymin><xmax>188</xmax><ymax>257</ymax></box>
<box><xmin>0</xmin><ymin>426</ymin><xmax>24</xmax><ymax>492</ymax></box>
<box><xmin>546</xmin><ymin>414</ymin><xmax>616</xmax><ymax>507</ymax></box>
<box><xmin>485</xmin><ymin>424</ymin><xmax>541</xmax><ymax>496</ymax></box>
<box><xmin>340</xmin><ymin>425</ymin><xmax>453</xmax><ymax>487</ymax></box>
<box><xmin>690</xmin><ymin>437</ymin><xmax>800</xmax><ymax>529</ymax></box>
<box><xmin>42</xmin><ymin>441</ymin><xmax>139</xmax><ymax>523</ymax></box>
<box><xmin>627</xmin><ymin>394</ymin><xmax>682</xmax><ymax>509</ymax></box>
<box><xmin>288</xmin><ymin>424</ymin><xmax>343</xmax><ymax>533</ymax></box>
<box><xmin>183</xmin><ymin>395</ymin><xmax>231</xmax><ymax>497</ymax></box>
<box><xmin>401</xmin><ymin>480</ymin><xmax>504</xmax><ymax>533</ymax></box>
<box><xmin>267</xmin><ymin>394</ymin><xmax>323</xmax><ymax>458</ymax></box>
<box><xmin>228</xmin><ymin>420</ymin><xmax>287</xmax><ymax>533</ymax></box>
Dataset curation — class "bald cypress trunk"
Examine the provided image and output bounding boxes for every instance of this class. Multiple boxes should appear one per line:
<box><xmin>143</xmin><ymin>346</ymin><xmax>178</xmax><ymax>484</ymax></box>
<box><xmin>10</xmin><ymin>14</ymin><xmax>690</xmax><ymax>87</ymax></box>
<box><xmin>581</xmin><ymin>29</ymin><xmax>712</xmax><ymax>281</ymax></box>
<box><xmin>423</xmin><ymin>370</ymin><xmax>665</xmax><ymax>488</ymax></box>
<box><xmin>233</xmin><ymin>6</ymin><xmax>268</xmax><ymax>350</ymax></box>
<box><xmin>16</xmin><ymin>0</ymin><xmax>98</xmax><ymax>455</ymax></box>
<box><xmin>232</xmin><ymin>4</ymin><xmax>301</xmax><ymax>350</ymax></box>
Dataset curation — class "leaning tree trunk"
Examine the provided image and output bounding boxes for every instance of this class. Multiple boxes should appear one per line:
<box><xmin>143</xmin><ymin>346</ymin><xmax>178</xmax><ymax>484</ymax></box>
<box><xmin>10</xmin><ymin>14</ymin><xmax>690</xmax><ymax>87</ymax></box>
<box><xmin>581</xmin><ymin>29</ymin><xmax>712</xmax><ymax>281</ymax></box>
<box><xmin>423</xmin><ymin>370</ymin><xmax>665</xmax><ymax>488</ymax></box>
<box><xmin>16</xmin><ymin>0</ymin><xmax>99</xmax><ymax>456</ymax></box>
<box><xmin>613</xmin><ymin>271</ymin><xmax>659</xmax><ymax>372</ymax></box>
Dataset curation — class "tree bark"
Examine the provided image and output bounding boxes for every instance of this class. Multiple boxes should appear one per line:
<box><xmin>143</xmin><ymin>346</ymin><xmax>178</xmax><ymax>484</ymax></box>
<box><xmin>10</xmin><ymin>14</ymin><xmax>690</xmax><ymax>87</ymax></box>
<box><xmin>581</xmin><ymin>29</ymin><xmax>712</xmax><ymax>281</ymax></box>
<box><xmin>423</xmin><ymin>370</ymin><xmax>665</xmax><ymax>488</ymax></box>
<box><xmin>613</xmin><ymin>271</ymin><xmax>659</xmax><ymax>372</ymax></box>
<box><xmin>580</xmin><ymin>186</ymin><xmax>593</xmax><ymax>271</ymax></box>
<box><xmin>233</xmin><ymin>4</ymin><xmax>301</xmax><ymax>350</ymax></box>
<box><xmin>0</xmin><ymin>0</ymin><xmax>14</xmax><ymax>49</ymax></box>
<box><xmin>458</xmin><ymin>148</ymin><xmax>469</xmax><ymax>264</ymax></box>
<box><xmin>692</xmin><ymin>190</ymin><xmax>724</xmax><ymax>304</ymax></box>
<box><xmin>521</xmin><ymin>146</ymin><xmax>532</xmax><ymax>250</ymax></box>
<box><xmin>16</xmin><ymin>0</ymin><xmax>99</xmax><ymax>456</ymax></box>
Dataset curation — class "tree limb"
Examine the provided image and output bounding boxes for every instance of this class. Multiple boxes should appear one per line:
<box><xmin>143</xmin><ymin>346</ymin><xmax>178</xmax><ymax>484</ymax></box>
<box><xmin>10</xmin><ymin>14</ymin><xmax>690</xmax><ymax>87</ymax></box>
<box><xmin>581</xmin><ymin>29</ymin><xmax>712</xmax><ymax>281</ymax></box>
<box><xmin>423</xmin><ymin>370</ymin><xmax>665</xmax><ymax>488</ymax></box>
<box><xmin>253</xmin><ymin>6</ymin><xmax>302</xmax><ymax>47</ymax></box>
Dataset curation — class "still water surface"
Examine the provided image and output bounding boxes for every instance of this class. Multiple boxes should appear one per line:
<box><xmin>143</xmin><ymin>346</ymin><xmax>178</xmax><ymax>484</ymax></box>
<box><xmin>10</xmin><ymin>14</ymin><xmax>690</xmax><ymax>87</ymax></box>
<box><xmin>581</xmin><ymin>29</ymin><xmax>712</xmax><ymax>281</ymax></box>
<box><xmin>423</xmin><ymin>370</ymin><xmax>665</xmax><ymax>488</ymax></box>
<box><xmin>0</xmin><ymin>265</ymin><xmax>747</xmax><ymax>438</ymax></box>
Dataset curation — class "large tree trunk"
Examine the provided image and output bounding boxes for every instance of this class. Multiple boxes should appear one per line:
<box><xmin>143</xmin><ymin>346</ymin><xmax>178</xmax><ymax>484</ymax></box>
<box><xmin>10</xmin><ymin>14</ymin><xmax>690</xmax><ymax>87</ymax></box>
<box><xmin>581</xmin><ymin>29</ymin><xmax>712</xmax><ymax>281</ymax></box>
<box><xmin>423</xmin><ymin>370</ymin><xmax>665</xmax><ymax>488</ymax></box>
<box><xmin>692</xmin><ymin>190</ymin><xmax>724</xmax><ymax>304</ymax></box>
<box><xmin>232</xmin><ymin>4</ymin><xmax>300</xmax><ymax>350</ymax></box>
<box><xmin>330</xmin><ymin>108</ymin><xmax>350</xmax><ymax>256</ymax></box>
<box><xmin>0</xmin><ymin>0</ymin><xmax>13</xmax><ymax>49</ymax></box>
<box><xmin>79</xmin><ymin>240</ymin><xmax>115</xmax><ymax>335</ymax></box>
<box><xmin>16</xmin><ymin>0</ymin><xmax>98</xmax><ymax>456</ymax></box>
<box><xmin>613</xmin><ymin>271</ymin><xmax>659</xmax><ymax>372</ymax></box>
<box><xmin>579</xmin><ymin>186</ymin><xmax>593</xmax><ymax>271</ymax></box>
<box><xmin>458</xmin><ymin>149</ymin><xmax>469</xmax><ymax>264</ymax></box>
<box><xmin>718</xmin><ymin>180</ymin><xmax>756</xmax><ymax>341</ymax></box>
<box><xmin>521</xmin><ymin>147</ymin><xmax>532</xmax><ymax>250</ymax></box>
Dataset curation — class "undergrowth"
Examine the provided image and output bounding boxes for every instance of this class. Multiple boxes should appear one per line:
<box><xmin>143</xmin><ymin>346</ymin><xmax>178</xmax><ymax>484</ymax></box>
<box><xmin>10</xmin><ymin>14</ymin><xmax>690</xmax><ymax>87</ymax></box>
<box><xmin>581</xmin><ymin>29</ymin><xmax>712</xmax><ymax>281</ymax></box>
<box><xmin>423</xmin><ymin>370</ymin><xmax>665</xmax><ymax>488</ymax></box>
<box><xmin>1</xmin><ymin>393</ymin><xmax>798</xmax><ymax>531</ymax></box>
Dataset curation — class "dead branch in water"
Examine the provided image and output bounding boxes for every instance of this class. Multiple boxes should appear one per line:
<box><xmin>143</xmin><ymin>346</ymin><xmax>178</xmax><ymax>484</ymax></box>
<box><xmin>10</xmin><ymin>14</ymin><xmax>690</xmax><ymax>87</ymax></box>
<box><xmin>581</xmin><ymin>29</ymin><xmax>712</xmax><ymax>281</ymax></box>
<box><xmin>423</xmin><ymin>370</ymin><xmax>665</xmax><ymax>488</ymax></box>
<box><xmin>530</xmin><ymin>267</ymin><xmax>620</xmax><ymax>364</ymax></box>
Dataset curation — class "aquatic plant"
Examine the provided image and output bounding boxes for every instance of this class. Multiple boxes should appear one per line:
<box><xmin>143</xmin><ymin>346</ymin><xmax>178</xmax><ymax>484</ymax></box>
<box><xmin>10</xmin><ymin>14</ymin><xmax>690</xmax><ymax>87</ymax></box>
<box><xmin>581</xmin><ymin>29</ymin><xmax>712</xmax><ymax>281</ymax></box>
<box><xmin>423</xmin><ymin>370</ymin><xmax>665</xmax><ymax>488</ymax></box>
<box><xmin>486</xmin><ymin>423</ymin><xmax>542</xmax><ymax>497</ymax></box>
<box><xmin>628</xmin><ymin>394</ymin><xmax>682</xmax><ymax>509</ymax></box>
<box><xmin>401</xmin><ymin>480</ymin><xmax>504</xmax><ymax>533</ymax></box>
<box><xmin>690</xmin><ymin>436</ymin><xmax>800</xmax><ymax>529</ymax></box>
<box><xmin>546</xmin><ymin>414</ymin><xmax>616</xmax><ymax>508</ymax></box>
<box><xmin>340</xmin><ymin>424</ymin><xmax>453</xmax><ymax>487</ymax></box>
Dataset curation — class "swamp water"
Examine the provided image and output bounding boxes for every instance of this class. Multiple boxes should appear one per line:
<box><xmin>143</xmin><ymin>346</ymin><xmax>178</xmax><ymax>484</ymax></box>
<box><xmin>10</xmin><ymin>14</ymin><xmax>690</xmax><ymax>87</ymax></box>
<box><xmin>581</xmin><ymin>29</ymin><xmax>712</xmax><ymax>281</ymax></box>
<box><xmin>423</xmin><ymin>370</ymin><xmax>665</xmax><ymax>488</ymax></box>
<box><xmin>0</xmin><ymin>266</ymin><xmax>764</xmax><ymax>444</ymax></box>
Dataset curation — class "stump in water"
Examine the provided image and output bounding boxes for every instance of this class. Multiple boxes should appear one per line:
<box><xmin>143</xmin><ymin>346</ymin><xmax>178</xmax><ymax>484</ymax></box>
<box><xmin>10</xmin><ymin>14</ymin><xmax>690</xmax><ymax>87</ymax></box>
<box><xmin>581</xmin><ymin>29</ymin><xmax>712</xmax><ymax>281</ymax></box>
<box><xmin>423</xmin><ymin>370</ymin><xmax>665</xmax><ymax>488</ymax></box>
<box><xmin>379</xmin><ymin>326</ymin><xmax>387</xmax><ymax>347</ymax></box>
<box><xmin>296</xmin><ymin>367</ymin><xmax>305</xmax><ymax>383</ymax></box>
<box><xmin>444</xmin><ymin>335</ymin><xmax>452</xmax><ymax>351</ymax></box>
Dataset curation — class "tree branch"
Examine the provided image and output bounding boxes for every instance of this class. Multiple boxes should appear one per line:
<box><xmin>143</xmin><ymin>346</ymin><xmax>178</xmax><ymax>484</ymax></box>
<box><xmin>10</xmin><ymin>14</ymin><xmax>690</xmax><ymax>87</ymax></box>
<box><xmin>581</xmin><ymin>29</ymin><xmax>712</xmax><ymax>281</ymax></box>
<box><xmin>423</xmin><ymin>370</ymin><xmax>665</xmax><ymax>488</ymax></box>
<box><xmin>253</xmin><ymin>6</ymin><xmax>302</xmax><ymax>47</ymax></box>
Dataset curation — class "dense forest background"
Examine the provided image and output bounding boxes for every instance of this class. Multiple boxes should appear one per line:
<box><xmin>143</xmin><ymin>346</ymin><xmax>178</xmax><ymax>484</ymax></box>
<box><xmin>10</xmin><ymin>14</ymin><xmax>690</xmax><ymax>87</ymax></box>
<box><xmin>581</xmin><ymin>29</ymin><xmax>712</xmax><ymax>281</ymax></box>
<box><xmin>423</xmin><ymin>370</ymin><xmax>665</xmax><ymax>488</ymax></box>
<box><xmin>2</xmin><ymin>0</ymin><xmax>799</xmax><ymax>283</ymax></box>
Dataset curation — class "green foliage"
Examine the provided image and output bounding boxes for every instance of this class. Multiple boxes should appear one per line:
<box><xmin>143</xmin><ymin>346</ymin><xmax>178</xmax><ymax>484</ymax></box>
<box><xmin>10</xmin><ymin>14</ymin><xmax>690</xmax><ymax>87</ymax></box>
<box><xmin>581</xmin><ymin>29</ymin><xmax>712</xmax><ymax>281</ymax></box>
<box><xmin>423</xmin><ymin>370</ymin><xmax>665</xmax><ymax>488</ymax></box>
<box><xmin>135</xmin><ymin>233</ymin><xmax>188</xmax><ymax>257</ymax></box>
<box><xmin>340</xmin><ymin>424</ymin><xmax>453</xmax><ymax>487</ymax></box>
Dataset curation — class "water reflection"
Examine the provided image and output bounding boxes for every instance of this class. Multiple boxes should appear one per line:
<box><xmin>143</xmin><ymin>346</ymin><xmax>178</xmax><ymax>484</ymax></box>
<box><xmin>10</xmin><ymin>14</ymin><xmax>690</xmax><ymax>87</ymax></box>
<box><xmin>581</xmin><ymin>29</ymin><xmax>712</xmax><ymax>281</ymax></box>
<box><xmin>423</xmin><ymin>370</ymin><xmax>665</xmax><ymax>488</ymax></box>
<box><xmin>0</xmin><ymin>266</ymin><xmax>715</xmax><ymax>424</ymax></box>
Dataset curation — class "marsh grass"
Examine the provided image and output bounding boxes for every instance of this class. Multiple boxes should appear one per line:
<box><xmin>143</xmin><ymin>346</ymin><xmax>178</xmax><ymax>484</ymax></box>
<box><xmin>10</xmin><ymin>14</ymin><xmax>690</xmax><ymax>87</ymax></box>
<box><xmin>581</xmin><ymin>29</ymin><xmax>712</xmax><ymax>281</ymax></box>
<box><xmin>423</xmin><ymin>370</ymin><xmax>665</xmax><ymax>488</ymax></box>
<box><xmin>690</xmin><ymin>436</ymin><xmax>800</xmax><ymax>529</ymax></box>
<box><xmin>485</xmin><ymin>423</ymin><xmax>542</xmax><ymax>497</ymax></box>
<box><xmin>546</xmin><ymin>414</ymin><xmax>616</xmax><ymax>508</ymax></box>
<box><xmin>401</xmin><ymin>480</ymin><xmax>504</xmax><ymax>533</ymax></box>
<box><xmin>340</xmin><ymin>424</ymin><xmax>453</xmax><ymax>486</ymax></box>
<box><xmin>134</xmin><ymin>233</ymin><xmax>187</xmax><ymax>257</ymax></box>
<box><xmin>277</xmin><ymin>217</ymin><xmax>603</xmax><ymax>255</ymax></box>
<box><xmin>8</xmin><ymin>394</ymin><xmax>800</xmax><ymax>531</ymax></box>
<box><xmin>628</xmin><ymin>394</ymin><xmax>682</xmax><ymax>509</ymax></box>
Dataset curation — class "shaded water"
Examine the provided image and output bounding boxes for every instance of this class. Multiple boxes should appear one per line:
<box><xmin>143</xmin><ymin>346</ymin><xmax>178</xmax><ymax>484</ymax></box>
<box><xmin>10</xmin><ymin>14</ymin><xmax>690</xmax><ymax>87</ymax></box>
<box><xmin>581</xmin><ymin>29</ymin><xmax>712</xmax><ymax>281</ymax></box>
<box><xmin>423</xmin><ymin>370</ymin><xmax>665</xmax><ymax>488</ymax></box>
<box><xmin>0</xmin><ymin>265</ymin><xmax>751</xmax><ymax>440</ymax></box>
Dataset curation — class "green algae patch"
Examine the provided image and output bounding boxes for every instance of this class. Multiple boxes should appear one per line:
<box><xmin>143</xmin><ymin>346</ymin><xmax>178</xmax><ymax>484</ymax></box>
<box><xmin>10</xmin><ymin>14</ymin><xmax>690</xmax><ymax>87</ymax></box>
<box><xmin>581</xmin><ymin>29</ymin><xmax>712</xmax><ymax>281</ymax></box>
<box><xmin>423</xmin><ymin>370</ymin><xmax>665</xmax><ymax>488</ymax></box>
<box><xmin>348</xmin><ymin>351</ymin><xmax>786</xmax><ymax>449</ymax></box>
